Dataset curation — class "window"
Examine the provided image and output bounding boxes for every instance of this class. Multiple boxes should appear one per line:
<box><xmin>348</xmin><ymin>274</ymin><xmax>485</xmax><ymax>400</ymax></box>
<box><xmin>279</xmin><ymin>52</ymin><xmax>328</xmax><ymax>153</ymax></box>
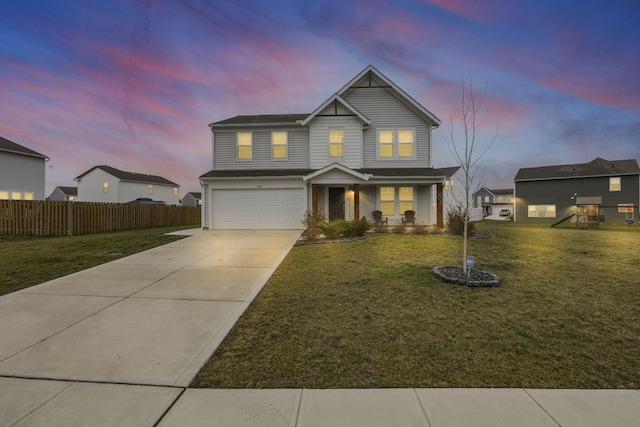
<box><xmin>173</xmin><ymin>187</ymin><xmax>178</xmax><ymax>196</ymax></box>
<box><xmin>329</xmin><ymin>130</ymin><xmax>344</xmax><ymax>157</ymax></box>
<box><xmin>272</xmin><ymin>131</ymin><xmax>287</xmax><ymax>159</ymax></box>
<box><xmin>528</xmin><ymin>205</ymin><xmax>556</xmax><ymax>218</ymax></box>
<box><xmin>24</xmin><ymin>192</ymin><xmax>34</xmax><ymax>200</ymax></box>
<box><xmin>476</xmin><ymin>196</ymin><xmax>481</xmax><ymax>207</ymax></box>
<box><xmin>444</xmin><ymin>180</ymin><xmax>452</xmax><ymax>191</ymax></box>
<box><xmin>484</xmin><ymin>196</ymin><xmax>490</xmax><ymax>203</ymax></box>
<box><xmin>380</xmin><ymin>187</ymin><xmax>395</xmax><ymax>216</ymax></box>
<box><xmin>618</xmin><ymin>203</ymin><xmax>634</xmax><ymax>213</ymax></box>
<box><xmin>148</xmin><ymin>185</ymin><xmax>153</xmax><ymax>195</ymax></box>
<box><xmin>379</xmin><ymin>186</ymin><xmax>415</xmax><ymax>215</ymax></box>
<box><xmin>103</xmin><ymin>182</ymin><xmax>109</xmax><ymax>193</ymax></box>
<box><xmin>398</xmin><ymin>130</ymin><xmax>414</xmax><ymax>157</ymax></box>
<box><xmin>0</xmin><ymin>191</ymin><xmax>8</xmax><ymax>200</ymax></box>
<box><xmin>12</xmin><ymin>192</ymin><xmax>22</xmax><ymax>200</ymax></box>
<box><xmin>399</xmin><ymin>187</ymin><xmax>414</xmax><ymax>213</ymax></box>
<box><xmin>378</xmin><ymin>129</ymin><xmax>415</xmax><ymax>159</ymax></box>
<box><xmin>610</xmin><ymin>177</ymin><xmax>621</xmax><ymax>191</ymax></box>
<box><xmin>237</xmin><ymin>132</ymin><xmax>252</xmax><ymax>160</ymax></box>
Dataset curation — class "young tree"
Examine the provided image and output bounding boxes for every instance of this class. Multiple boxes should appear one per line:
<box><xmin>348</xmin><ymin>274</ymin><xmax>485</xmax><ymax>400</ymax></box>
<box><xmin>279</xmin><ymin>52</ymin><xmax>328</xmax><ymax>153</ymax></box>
<box><xmin>447</xmin><ymin>76</ymin><xmax>497</xmax><ymax>273</ymax></box>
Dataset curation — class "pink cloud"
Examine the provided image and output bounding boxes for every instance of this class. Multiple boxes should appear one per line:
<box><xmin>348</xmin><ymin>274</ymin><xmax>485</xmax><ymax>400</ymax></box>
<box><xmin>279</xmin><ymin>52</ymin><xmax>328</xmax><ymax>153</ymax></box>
<box><xmin>423</xmin><ymin>0</ymin><xmax>502</xmax><ymax>24</ymax></box>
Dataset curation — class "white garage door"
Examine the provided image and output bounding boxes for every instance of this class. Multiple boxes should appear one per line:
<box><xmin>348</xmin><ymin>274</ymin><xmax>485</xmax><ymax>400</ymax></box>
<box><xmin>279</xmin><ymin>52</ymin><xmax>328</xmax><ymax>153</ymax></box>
<box><xmin>211</xmin><ymin>188</ymin><xmax>306</xmax><ymax>229</ymax></box>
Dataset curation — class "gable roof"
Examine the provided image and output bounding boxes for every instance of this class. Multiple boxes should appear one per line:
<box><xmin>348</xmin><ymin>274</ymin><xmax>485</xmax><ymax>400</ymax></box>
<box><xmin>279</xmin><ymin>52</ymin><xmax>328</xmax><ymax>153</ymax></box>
<box><xmin>56</xmin><ymin>186</ymin><xmax>78</xmax><ymax>196</ymax></box>
<box><xmin>478</xmin><ymin>187</ymin><xmax>513</xmax><ymax>196</ymax></box>
<box><xmin>208</xmin><ymin>65</ymin><xmax>441</xmax><ymax>129</ymax></box>
<box><xmin>0</xmin><ymin>136</ymin><xmax>48</xmax><ymax>160</ymax></box>
<box><xmin>515</xmin><ymin>158</ymin><xmax>640</xmax><ymax>182</ymax></box>
<box><xmin>186</xmin><ymin>192</ymin><xmax>201</xmax><ymax>198</ymax></box>
<box><xmin>300</xmin><ymin>94</ymin><xmax>371</xmax><ymax>126</ymax></box>
<box><xmin>303</xmin><ymin>163</ymin><xmax>371</xmax><ymax>181</ymax></box>
<box><xmin>75</xmin><ymin>165</ymin><xmax>179</xmax><ymax>186</ymax></box>
<box><xmin>336</xmin><ymin>65</ymin><xmax>441</xmax><ymax>127</ymax></box>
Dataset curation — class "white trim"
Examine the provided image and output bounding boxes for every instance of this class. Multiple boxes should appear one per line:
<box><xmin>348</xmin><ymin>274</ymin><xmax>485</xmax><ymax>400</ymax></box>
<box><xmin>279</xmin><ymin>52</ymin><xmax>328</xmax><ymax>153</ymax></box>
<box><xmin>303</xmin><ymin>163</ymin><xmax>370</xmax><ymax>182</ymax></box>
<box><xmin>300</xmin><ymin>94</ymin><xmax>371</xmax><ymax>126</ymax></box>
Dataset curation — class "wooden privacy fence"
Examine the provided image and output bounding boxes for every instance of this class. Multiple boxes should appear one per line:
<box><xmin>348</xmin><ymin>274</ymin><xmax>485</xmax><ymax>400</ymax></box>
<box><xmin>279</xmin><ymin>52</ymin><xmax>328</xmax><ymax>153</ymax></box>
<box><xmin>0</xmin><ymin>200</ymin><xmax>201</xmax><ymax>236</ymax></box>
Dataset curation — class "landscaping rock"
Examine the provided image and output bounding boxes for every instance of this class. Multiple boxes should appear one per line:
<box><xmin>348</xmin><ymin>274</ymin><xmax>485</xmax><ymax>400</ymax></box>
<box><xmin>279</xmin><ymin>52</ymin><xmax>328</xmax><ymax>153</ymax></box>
<box><xmin>433</xmin><ymin>266</ymin><xmax>500</xmax><ymax>287</ymax></box>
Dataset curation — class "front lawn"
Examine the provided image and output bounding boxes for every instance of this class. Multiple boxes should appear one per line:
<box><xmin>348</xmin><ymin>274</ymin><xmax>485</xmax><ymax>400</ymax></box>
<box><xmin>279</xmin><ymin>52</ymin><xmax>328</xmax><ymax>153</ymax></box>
<box><xmin>192</xmin><ymin>221</ymin><xmax>640</xmax><ymax>389</ymax></box>
<box><xmin>0</xmin><ymin>226</ymin><xmax>191</xmax><ymax>296</ymax></box>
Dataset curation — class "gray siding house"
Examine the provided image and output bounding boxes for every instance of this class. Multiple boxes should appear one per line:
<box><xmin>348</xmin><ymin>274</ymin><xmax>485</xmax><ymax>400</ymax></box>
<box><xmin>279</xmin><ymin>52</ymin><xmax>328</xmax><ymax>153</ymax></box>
<box><xmin>473</xmin><ymin>187</ymin><xmax>514</xmax><ymax>217</ymax></box>
<box><xmin>49</xmin><ymin>186</ymin><xmax>77</xmax><ymax>201</ymax></box>
<box><xmin>75</xmin><ymin>165</ymin><xmax>180</xmax><ymax>205</ymax></box>
<box><xmin>182</xmin><ymin>192</ymin><xmax>202</xmax><ymax>206</ymax></box>
<box><xmin>200</xmin><ymin>65</ymin><xmax>458</xmax><ymax>230</ymax></box>
<box><xmin>0</xmin><ymin>136</ymin><xmax>49</xmax><ymax>200</ymax></box>
<box><xmin>514</xmin><ymin>158</ymin><xmax>640</xmax><ymax>224</ymax></box>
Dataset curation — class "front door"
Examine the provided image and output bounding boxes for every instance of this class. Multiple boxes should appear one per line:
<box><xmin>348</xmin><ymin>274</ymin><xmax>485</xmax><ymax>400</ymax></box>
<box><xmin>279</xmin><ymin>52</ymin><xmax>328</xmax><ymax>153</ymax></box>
<box><xmin>328</xmin><ymin>187</ymin><xmax>345</xmax><ymax>221</ymax></box>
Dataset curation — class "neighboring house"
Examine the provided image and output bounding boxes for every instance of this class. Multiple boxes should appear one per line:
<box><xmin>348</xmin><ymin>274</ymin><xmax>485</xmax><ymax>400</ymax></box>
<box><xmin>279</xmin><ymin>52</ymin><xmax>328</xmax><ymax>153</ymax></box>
<box><xmin>182</xmin><ymin>191</ymin><xmax>202</xmax><ymax>206</ymax></box>
<box><xmin>514</xmin><ymin>157</ymin><xmax>640</xmax><ymax>224</ymax></box>
<box><xmin>200</xmin><ymin>65</ymin><xmax>459</xmax><ymax>230</ymax></box>
<box><xmin>75</xmin><ymin>165</ymin><xmax>180</xmax><ymax>205</ymax></box>
<box><xmin>49</xmin><ymin>186</ymin><xmax>77</xmax><ymax>201</ymax></box>
<box><xmin>0</xmin><ymin>135</ymin><xmax>49</xmax><ymax>200</ymax></box>
<box><xmin>441</xmin><ymin>171</ymin><xmax>483</xmax><ymax>221</ymax></box>
<box><xmin>473</xmin><ymin>187</ymin><xmax>514</xmax><ymax>217</ymax></box>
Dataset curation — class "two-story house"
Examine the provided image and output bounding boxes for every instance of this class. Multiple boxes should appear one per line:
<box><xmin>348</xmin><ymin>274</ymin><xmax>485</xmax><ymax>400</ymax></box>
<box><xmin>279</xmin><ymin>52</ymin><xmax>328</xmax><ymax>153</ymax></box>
<box><xmin>181</xmin><ymin>192</ymin><xmax>202</xmax><ymax>207</ymax></box>
<box><xmin>0</xmin><ymin>136</ymin><xmax>49</xmax><ymax>200</ymax></box>
<box><xmin>75</xmin><ymin>165</ymin><xmax>180</xmax><ymax>205</ymax></box>
<box><xmin>473</xmin><ymin>187</ymin><xmax>514</xmax><ymax>217</ymax></box>
<box><xmin>514</xmin><ymin>157</ymin><xmax>640</xmax><ymax>224</ymax></box>
<box><xmin>200</xmin><ymin>65</ymin><xmax>458</xmax><ymax>230</ymax></box>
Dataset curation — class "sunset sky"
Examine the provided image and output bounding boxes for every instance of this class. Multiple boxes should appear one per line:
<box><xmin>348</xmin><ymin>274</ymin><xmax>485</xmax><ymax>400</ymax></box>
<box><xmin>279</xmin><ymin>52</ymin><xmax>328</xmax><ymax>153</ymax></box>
<box><xmin>2</xmin><ymin>0</ymin><xmax>639</xmax><ymax>196</ymax></box>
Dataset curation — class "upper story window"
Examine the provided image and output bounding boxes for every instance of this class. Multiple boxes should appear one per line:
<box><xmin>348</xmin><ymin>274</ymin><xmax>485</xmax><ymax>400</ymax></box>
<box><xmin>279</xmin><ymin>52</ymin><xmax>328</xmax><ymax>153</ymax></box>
<box><xmin>484</xmin><ymin>196</ymin><xmax>490</xmax><ymax>203</ymax></box>
<box><xmin>173</xmin><ymin>187</ymin><xmax>179</xmax><ymax>196</ymax></box>
<box><xmin>476</xmin><ymin>196</ymin><xmax>481</xmax><ymax>207</ymax></box>
<box><xmin>610</xmin><ymin>177</ymin><xmax>621</xmax><ymax>191</ymax></box>
<box><xmin>237</xmin><ymin>132</ymin><xmax>252</xmax><ymax>160</ymax></box>
<box><xmin>329</xmin><ymin>129</ymin><xmax>344</xmax><ymax>157</ymax></box>
<box><xmin>272</xmin><ymin>131</ymin><xmax>287</xmax><ymax>160</ymax></box>
<box><xmin>378</xmin><ymin>129</ymin><xmax>415</xmax><ymax>159</ymax></box>
<box><xmin>148</xmin><ymin>185</ymin><xmax>153</xmax><ymax>195</ymax></box>
<box><xmin>444</xmin><ymin>179</ymin><xmax>452</xmax><ymax>190</ymax></box>
<box><xmin>103</xmin><ymin>182</ymin><xmax>109</xmax><ymax>193</ymax></box>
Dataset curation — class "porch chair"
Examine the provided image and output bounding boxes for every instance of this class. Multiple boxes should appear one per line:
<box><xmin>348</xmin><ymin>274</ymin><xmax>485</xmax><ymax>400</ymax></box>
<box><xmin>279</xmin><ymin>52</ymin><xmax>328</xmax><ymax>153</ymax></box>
<box><xmin>372</xmin><ymin>210</ymin><xmax>388</xmax><ymax>226</ymax></box>
<box><xmin>402</xmin><ymin>210</ymin><xmax>416</xmax><ymax>227</ymax></box>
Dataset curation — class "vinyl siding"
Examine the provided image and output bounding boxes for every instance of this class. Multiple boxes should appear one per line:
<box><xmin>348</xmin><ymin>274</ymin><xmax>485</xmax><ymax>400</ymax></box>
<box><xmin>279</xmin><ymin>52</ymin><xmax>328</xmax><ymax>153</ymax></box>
<box><xmin>213</xmin><ymin>127</ymin><xmax>309</xmax><ymax>170</ymax></box>
<box><xmin>343</xmin><ymin>87</ymin><xmax>432</xmax><ymax>169</ymax></box>
<box><xmin>515</xmin><ymin>175</ymin><xmax>640</xmax><ymax>223</ymax></box>
<box><xmin>309</xmin><ymin>116</ymin><xmax>363</xmax><ymax>169</ymax></box>
<box><xmin>416</xmin><ymin>185</ymin><xmax>432</xmax><ymax>224</ymax></box>
<box><xmin>77</xmin><ymin>169</ymin><xmax>119</xmax><ymax>203</ymax></box>
<box><xmin>0</xmin><ymin>151</ymin><xmax>46</xmax><ymax>199</ymax></box>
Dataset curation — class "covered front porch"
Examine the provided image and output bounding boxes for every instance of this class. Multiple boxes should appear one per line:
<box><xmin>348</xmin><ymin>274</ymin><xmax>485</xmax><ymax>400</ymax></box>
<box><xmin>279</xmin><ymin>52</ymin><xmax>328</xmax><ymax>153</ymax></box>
<box><xmin>303</xmin><ymin>164</ymin><xmax>452</xmax><ymax>228</ymax></box>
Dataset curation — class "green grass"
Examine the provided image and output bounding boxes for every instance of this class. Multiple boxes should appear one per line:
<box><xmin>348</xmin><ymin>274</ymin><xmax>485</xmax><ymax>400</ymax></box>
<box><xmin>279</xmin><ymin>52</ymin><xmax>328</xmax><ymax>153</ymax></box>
<box><xmin>0</xmin><ymin>226</ymin><xmax>192</xmax><ymax>296</ymax></box>
<box><xmin>192</xmin><ymin>221</ymin><xmax>640</xmax><ymax>389</ymax></box>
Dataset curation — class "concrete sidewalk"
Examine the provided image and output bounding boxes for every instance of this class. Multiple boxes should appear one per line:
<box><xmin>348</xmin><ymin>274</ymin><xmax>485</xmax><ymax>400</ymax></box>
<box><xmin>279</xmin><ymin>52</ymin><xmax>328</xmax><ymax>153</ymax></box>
<box><xmin>1</xmin><ymin>229</ymin><xmax>639</xmax><ymax>426</ymax></box>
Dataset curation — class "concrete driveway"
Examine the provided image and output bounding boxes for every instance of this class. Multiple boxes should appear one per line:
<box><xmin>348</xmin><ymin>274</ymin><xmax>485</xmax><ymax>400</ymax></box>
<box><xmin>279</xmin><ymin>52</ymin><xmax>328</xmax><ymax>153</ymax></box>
<box><xmin>0</xmin><ymin>229</ymin><xmax>301</xmax><ymax>424</ymax></box>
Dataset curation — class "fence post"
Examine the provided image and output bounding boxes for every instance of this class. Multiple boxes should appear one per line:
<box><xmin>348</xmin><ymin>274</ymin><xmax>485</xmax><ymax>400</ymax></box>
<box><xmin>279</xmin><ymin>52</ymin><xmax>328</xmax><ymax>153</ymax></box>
<box><xmin>67</xmin><ymin>201</ymin><xmax>74</xmax><ymax>236</ymax></box>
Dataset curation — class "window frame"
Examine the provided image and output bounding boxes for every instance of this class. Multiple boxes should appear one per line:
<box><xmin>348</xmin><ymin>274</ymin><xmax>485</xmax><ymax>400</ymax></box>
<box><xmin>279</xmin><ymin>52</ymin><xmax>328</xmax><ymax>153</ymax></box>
<box><xmin>609</xmin><ymin>177</ymin><xmax>621</xmax><ymax>191</ymax></box>
<box><xmin>379</xmin><ymin>186</ymin><xmax>416</xmax><ymax>216</ymax></box>
<box><xmin>271</xmin><ymin>131</ymin><xmax>288</xmax><ymax>160</ymax></box>
<box><xmin>376</xmin><ymin>129</ymin><xmax>416</xmax><ymax>160</ymax></box>
<box><xmin>148</xmin><ymin>185</ymin><xmax>153</xmax><ymax>195</ymax></box>
<box><xmin>527</xmin><ymin>205</ymin><xmax>556</xmax><ymax>218</ymax></box>
<box><xmin>237</xmin><ymin>132</ymin><xmax>253</xmax><ymax>161</ymax></box>
<box><xmin>618</xmin><ymin>203</ymin><xmax>634</xmax><ymax>213</ymax></box>
<box><xmin>329</xmin><ymin>129</ymin><xmax>344</xmax><ymax>158</ymax></box>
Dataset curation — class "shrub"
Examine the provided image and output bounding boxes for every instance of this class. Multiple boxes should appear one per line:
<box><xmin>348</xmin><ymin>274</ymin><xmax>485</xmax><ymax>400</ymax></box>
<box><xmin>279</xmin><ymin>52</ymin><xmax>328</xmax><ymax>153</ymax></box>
<box><xmin>412</xmin><ymin>224</ymin><xmax>429</xmax><ymax>235</ymax></box>
<box><xmin>342</xmin><ymin>217</ymin><xmax>372</xmax><ymax>237</ymax></box>
<box><xmin>392</xmin><ymin>224</ymin><xmax>406</xmax><ymax>234</ymax></box>
<box><xmin>301</xmin><ymin>210</ymin><xmax>327</xmax><ymax>240</ymax></box>
<box><xmin>446</xmin><ymin>207</ymin><xmax>476</xmax><ymax>237</ymax></box>
<box><xmin>317</xmin><ymin>220</ymin><xmax>348</xmax><ymax>239</ymax></box>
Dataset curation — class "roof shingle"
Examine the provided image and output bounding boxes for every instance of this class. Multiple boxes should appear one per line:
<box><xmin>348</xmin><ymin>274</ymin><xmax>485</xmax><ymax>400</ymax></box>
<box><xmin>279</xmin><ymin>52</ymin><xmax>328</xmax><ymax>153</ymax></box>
<box><xmin>515</xmin><ymin>158</ymin><xmax>640</xmax><ymax>181</ymax></box>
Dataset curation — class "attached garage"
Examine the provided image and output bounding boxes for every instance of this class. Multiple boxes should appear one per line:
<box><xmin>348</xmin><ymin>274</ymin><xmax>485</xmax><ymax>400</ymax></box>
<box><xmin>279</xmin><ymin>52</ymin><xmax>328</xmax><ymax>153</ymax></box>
<box><xmin>210</xmin><ymin>185</ymin><xmax>307</xmax><ymax>230</ymax></box>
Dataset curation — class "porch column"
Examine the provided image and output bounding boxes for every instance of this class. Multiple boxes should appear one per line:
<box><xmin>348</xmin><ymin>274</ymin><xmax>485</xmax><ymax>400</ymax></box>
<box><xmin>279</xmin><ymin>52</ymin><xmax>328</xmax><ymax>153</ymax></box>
<box><xmin>312</xmin><ymin>184</ymin><xmax>318</xmax><ymax>214</ymax></box>
<box><xmin>436</xmin><ymin>183</ymin><xmax>444</xmax><ymax>228</ymax></box>
<box><xmin>353</xmin><ymin>184</ymin><xmax>360</xmax><ymax>220</ymax></box>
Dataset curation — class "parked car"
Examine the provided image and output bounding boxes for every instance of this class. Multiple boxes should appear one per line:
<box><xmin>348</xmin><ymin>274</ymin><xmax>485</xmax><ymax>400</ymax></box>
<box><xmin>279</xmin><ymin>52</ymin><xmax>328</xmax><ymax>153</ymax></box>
<box><xmin>499</xmin><ymin>209</ymin><xmax>511</xmax><ymax>217</ymax></box>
